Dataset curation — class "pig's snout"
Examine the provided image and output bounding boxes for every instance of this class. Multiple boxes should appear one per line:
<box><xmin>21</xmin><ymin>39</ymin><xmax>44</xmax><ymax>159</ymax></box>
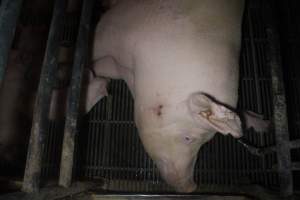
<box><xmin>156</xmin><ymin>159</ymin><xmax>197</xmax><ymax>193</ymax></box>
<box><xmin>174</xmin><ymin>179</ymin><xmax>197</xmax><ymax>193</ymax></box>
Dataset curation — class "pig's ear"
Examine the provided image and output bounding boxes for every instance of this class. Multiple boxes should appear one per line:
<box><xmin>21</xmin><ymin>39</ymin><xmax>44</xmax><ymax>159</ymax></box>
<box><xmin>188</xmin><ymin>93</ymin><xmax>242</xmax><ymax>138</ymax></box>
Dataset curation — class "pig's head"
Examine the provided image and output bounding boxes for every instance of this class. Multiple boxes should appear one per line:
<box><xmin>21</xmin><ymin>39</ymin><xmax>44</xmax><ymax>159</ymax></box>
<box><xmin>137</xmin><ymin>93</ymin><xmax>242</xmax><ymax>192</ymax></box>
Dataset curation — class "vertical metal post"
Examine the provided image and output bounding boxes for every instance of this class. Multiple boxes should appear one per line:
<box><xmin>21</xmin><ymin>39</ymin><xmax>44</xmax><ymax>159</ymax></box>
<box><xmin>22</xmin><ymin>0</ymin><xmax>67</xmax><ymax>193</ymax></box>
<box><xmin>265</xmin><ymin>5</ymin><xmax>293</xmax><ymax>198</ymax></box>
<box><xmin>0</xmin><ymin>0</ymin><xmax>23</xmax><ymax>86</ymax></box>
<box><xmin>59</xmin><ymin>0</ymin><xmax>95</xmax><ymax>187</ymax></box>
<box><xmin>247</xmin><ymin>5</ymin><xmax>263</xmax><ymax>114</ymax></box>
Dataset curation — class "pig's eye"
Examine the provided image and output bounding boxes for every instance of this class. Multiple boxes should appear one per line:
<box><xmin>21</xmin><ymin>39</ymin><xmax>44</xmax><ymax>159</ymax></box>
<box><xmin>183</xmin><ymin>135</ymin><xmax>195</xmax><ymax>144</ymax></box>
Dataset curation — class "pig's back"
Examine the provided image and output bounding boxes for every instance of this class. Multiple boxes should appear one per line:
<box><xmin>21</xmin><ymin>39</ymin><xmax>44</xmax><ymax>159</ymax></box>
<box><xmin>95</xmin><ymin>0</ymin><xmax>244</xmax><ymax>107</ymax></box>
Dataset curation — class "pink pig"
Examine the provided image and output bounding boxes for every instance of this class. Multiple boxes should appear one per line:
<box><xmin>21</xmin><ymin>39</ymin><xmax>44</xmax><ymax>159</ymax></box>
<box><xmin>81</xmin><ymin>0</ymin><xmax>249</xmax><ymax>192</ymax></box>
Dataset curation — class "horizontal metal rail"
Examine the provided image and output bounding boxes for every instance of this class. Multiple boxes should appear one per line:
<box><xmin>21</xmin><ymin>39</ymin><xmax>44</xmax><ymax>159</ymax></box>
<box><xmin>238</xmin><ymin>138</ymin><xmax>300</xmax><ymax>156</ymax></box>
<box><xmin>92</xmin><ymin>194</ymin><xmax>254</xmax><ymax>200</ymax></box>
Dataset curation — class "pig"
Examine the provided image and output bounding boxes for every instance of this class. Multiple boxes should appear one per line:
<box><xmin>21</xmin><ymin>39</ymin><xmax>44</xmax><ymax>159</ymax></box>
<box><xmin>6</xmin><ymin>0</ymin><xmax>265</xmax><ymax>192</ymax></box>
<box><xmin>79</xmin><ymin>0</ymin><xmax>250</xmax><ymax>192</ymax></box>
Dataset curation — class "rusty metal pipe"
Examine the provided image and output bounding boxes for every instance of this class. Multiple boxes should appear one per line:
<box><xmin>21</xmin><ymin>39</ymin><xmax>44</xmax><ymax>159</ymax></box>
<box><xmin>59</xmin><ymin>0</ymin><xmax>95</xmax><ymax>188</ymax></box>
<box><xmin>22</xmin><ymin>0</ymin><xmax>67</xmax><ymax>193</ymax></box>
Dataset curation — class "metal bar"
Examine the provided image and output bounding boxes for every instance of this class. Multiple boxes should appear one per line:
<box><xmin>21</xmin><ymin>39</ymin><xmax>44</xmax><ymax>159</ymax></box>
<box><xmin>238</xmin><ymin>138</ymin><xmax>276</xmax><ymax>156</ymax></box>
<box><xmin>0</xmin><ymin>182</ymin><xmax>97</xmax><ymax>200</ymax></box>
<box><xmin>237</xmin><ymin>138</ymin><xmax>300</xmax><ymax>157</ymax></box>
<box><xmin>264</xmin><ymin>4</ymin><xmax>293</xmax><ymax>197</ymax></box>
<box><xmin>0</xmin><ymin>0</ymin><xmax>23</xmax><ymax>86</ymax></box>
<box><xmin>291</xmin><ymin>163</ymin><xmax>300</xmax><ymax>171</ymax></box>
<box><xmin>22</xmin><ymin>0</ymin><xmax>67</xmax><ymax>193</ymax></box>
<box><xmin>91</xmin><ymin>194</ymin><xmax>257</xmax><ymax>200</ymax></box>
<box><xmin>289</xmin><ymin>139</ymin><xmax>300</xmax><ymax>149</ymax></box>
<box><xmin>91</xmin><ymin>193</ymin><xmax>278</xmax><ymax>200</ymax></box>
<box><xmin>273</xmin><ymin>162</ymin><xmax>300</xmax><ymax>171</ymax></box>
<box><xmin>247</xmin><ymin>5</ymin><xmax>263</xmax><ymax>114</ymax></box>
<box><xmin>59</xmin><ymin>0</ymin><xmax>95</xmax><ymax>187</ymax></box>
<box><xmin>246</xmin><ymin>6</ymin><xmax>266</xmax><ymax>185</ymax></box>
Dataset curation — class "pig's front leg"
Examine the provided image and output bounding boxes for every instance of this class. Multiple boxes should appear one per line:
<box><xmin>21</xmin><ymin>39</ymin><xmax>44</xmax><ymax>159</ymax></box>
<box><xmin>79</xmin><ymin>55</ymin><xmax>134</xmax><ymax>115</ymax></box>
<box><xmin>49</xmin><ymin>68</ymin><xmax>109</xmax><ymax>119</ymax></box>
<box><xmin>49</xmin><ymin>55</ymin><xmax>134</xmax><ymax>119</ymax></box>
<box><xmin>80</xmin><ymin>70</ymin><xmax>109</xmax><ymax>113</ymax></box>
<box><xmin>92</xmin><ymin>55</ymin><xmax>135</xmax><ymax>97</ymax></box>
